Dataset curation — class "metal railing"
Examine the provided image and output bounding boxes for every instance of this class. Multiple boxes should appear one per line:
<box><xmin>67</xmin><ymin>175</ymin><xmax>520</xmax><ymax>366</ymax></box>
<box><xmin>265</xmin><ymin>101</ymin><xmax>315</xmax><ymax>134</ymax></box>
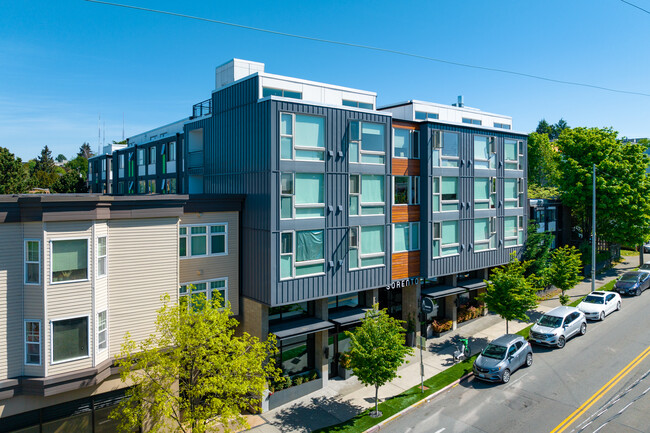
<box><xmin>192</xmin><ymin>99</ymin><xmax>212</xmax><ymax>118</ymax></box>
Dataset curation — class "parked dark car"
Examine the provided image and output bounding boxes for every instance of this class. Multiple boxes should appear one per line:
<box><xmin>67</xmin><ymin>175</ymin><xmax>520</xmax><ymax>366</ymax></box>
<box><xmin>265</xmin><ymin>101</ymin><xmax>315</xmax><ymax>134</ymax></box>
<box><xmin>473</xmin><ymin>334</ymin><xmax>533</xmax><ymax>383</ymax></box>
<box><xmin>615</xmin><ymin>271</ymin><xmax>650</xmax><ymax>296</ymax></box>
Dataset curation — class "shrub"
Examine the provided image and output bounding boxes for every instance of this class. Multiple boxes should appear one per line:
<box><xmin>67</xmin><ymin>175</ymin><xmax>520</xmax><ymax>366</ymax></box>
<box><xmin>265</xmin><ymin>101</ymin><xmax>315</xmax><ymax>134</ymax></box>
<box><xmin>431</xmin><ymin>319</ymin><xmax>453</xmax><ymax>333</ymax></box>
<box><xmin>339</xmin><ymin>352</ymin><xmax>352</xmax><ymax>369</ymax></box>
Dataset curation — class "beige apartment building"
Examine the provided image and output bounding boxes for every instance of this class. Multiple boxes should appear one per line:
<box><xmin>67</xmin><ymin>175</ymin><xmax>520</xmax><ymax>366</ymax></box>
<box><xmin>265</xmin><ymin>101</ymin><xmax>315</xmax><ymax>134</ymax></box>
<box><xmin>0</xmin><ymin>194</ymin><xmax>242</xmax><ymax>432</ymax></box>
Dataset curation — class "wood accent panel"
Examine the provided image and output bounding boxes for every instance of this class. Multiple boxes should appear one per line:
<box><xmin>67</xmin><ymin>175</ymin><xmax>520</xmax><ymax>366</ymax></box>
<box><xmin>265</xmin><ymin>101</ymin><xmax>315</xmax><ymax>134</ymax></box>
<box><xmin>393</xmin><ymin>121</ymin><xmax>418</xmax><ymax>130</ymax></box>
<box><xmin>392</xmin><ymin>205</ymin><xmax>420</xmax><ymax>222</ymax></box>
<box><xmin>392</xmin><ymin>251</ymin><xmax>421</xmax><ymax>280</ymax></box>
<box><xmin>392</xmin><ymin>158</ymin><xmax>420</xmax><ymax>176</ymax></box>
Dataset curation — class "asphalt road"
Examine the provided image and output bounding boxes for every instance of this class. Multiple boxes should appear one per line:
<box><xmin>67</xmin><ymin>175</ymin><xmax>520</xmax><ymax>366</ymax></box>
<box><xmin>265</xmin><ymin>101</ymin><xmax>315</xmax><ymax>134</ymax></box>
<box><xmin>381</xmin><ymin>293</ymin><xmax>650</xmax><ymax>433</ymax></box>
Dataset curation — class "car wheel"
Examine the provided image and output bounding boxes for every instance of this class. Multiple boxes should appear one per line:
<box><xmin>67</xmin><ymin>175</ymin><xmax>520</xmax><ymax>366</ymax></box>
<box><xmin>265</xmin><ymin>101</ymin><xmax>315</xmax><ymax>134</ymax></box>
<box><xmin>617</xmin><ymin>301</ymin><xmax>621</xmax><ymax>311</ymax></box>
<box><xmin>599</xmin><ymin>311</ymin><xmax>605</xmax><ymax>321</ymax></box>
<box><xmin>502</xmin><ymin>369</ymin><xmax>511</xmax><ymax>383</ymax></box>
<box><xmin>525</xmin><ymin>352</ymin><xmax>533</xmax><ymax>367</ymax></box>
<box><xmin>637</xmin><ymin>289</ymin><xmax>642</xmax><ymax>296</ymax></box>
<box><xmin>557</xmin><ymin>337</ymin><xmax>566</xmax><ymax>348</ymax></box>
<box><xmin>580</xmin><ymin>323</ymin><xmax>587</xmax><ymax>335</ymax></box>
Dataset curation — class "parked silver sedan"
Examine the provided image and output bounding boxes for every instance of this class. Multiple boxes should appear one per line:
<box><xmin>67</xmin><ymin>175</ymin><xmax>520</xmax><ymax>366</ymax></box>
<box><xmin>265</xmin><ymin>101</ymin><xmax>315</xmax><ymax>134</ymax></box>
<box><xmin>529</xmin><ymin>306</ymin><xmax>587</xmax><ymax>349</ymax></box>
<box><xmin>473</xmin><ymin>334</ymin><xmax>532</xmax><ymax>383</ymax></box>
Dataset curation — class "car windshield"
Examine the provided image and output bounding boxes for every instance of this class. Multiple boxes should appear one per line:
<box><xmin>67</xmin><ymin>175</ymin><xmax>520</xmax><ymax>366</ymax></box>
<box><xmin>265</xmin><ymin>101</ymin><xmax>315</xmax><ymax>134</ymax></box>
<box><xmin>640</xmin><ymin>264</ymin><xmax>650</xmax><ymax>271</ymax></box>
<box><xmin>620</xmin><ymin>274</ymin><xmax>640</xmax><ymax>283</ymax></box>
<box><xmin>537</xmin><ymin>315</ymin><xmax>563</xmax><ymax>328</ymax></box>
<box><xmin>583</xmin><ymin>295</ymin><xmax>604</xmax><ymax>304</ymax></box>
<box><xmin>482</xmin><ymin>343</ymin><xmax>507</xmax><ymax>360</ymax></box>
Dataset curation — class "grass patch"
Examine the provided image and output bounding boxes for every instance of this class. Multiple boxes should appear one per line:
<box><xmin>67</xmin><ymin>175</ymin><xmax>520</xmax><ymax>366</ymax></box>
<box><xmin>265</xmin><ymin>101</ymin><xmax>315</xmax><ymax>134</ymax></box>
<box><xmin>600</xmin><ymin>280</ymin><xmax>616</xmax><ymax>292</ymax></box>
<box><xmin>569</xmin><ymin>296</ymin><xmax>585</xmax><ymax>307</ymax></box>
<box><xmin>620</xmin><ymin>249</ymin><xmax>638</xmax><ymax>257</ymax></box>
<box><xmin>516</xmin><ymin>324</ymin><xmax>533</xmax><ymax>340</ymax></box>
<box><xmin>313</xmin><ymin>356</ymin><xmax>477</xmax><ymax>433</ymax></box>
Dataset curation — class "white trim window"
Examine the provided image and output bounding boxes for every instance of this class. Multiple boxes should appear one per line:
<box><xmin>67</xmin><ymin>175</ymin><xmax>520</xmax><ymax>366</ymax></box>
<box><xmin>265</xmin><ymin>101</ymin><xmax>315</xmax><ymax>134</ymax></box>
<box><xmin>433</xmin><ymin>220</ymin><xmax>459</xmax><ymax>257</ymax></box>
<box><xmin>504</xmin><ymin>178</ymin><xmax>524</xmax><ymax>208</ymax></box>
<box><xmin>505</xmin><ymin>215</ymin><xmax>525</xmax><ymax>247</ymax></box>
<box><xmin>97</xmin><ymin>310</ymin><xmax>107</xmax><ymax>351</ymax></box>
<box><xmin>24</xmin><ymin>240</ymin><xmax>40</xmax><ymax>285</ymax></box>
<box><xmin>50</xmin><ymin>238</ymin><xmax>89</xmax><ymax>284</ymax></box>
<box><xmin>24</xmin><ymin>320</ymin><xmax>41</xmax><ymax>365</ymax></box>
<box><xmin>393</xmin><ymin>176</ymin><xmax>419</xmax><ymax>205</ymax></box>
<box><xmin>280</xmin><ymin>230</ymin><xmax>325</xmax><ymax>279</ymax></box>
<box><xmin>393</xmin><ymin>128</ymin><xmax>419</xmax><ymax>159</ymax></box>
<box><xmin>474</xmin><ymin>136</ymin><xmax>496</xmax><ymax>169</ymax></box>
<box><xmin>51</xmin><ymin>316</ymin><xmax>89</xmax><ymax>364</ymax></box>
<box><xmin>179</xmin><ymin>224</ymin><xmax>228</xmax><ymax>258</ymax></box>
<box><xmin>415</xmin><ymin>111</ymin><xmax>439</xmax><ymax>121</ymax></box>
<box><xmin>474</xmin><ymin>217</ymin><xmax>497</xmax><ymax>252</ymax></box>
<box><xmin>432</xmin><ymin>131</ymin><xmax>459</xmax><ymax>167</ymax></box>
<box><xmin>349</xmin><ymin>225</ymin><xmax>385</xmax><ymax>269</ymax></box>
<box><xmin>474</xmin><ymin>177</ymin><xmax>496</xmax><ymax>210</ymax></box>
<box><xmin>280</xmin><ymin>113</ymin><xmax>325</xmax><ymax>161</ymax></box>
<box><xmin>393</xmin><ymin>222</ymin><xmax>420</xmax><ymax>252</ymax></box>
<box><xmin>97</xmin><ymin>236</ymin><xmax>107</xmax><ymax>278</ymax></box>
<box><xmin>180</xmin><ymin>278</ymin><xmax>228</xmax><ymax>309</ymax></box>
<box><xmin>280</xmin><ymin>172</ymin><xmax>325</xmax><ymax>219</ymax></box>
<box><xmin>349</xmin><ymin>121</ymin><xmax>386</xmax><ymax>164</ymax></box>
<box><xmin>349</xmin><ymin>174</ymin><xmax>385</xmax><ymax>216</ymax></box>
<box><xmin>504</xmin><ymin>138</ymin><xmax>522</xmax><ymax>170</ymax></box>
<box><xmin>432</xmin><ymin>177</ymin><xmax>458</xmax><ymax>212</ymax></box>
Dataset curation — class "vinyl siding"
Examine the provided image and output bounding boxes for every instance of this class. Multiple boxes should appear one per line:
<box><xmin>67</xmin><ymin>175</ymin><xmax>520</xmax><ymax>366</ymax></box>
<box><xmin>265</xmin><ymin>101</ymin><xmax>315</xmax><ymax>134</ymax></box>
<box><xmin>94</xmin><ymin>222</ymin><xmax>109</xmax><ymax>365</ymax></box>
<box><xmin>23</xmin><ymin>222</ymin><xmax>44</xmax><ymax>377</ymax></box>
<box><xmin>108</xmin><ymin>218</ymin><xmax>178</xmax><ymax>355</ymax></box>
<box><xmin>0</xmin><ymin>223</ymin><xmax>24</xmax><ymax>380</ymax></box>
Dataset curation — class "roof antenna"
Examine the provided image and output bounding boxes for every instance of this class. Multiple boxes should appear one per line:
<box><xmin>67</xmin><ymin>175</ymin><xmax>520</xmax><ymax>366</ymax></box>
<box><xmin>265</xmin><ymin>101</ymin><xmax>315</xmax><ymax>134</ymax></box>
<box><xmin>122</xmin><ymin>112</ymin><xmax>125</xmax><ymax>141</ymax></box>
<box><xmin>98</xmin><ymin>114</ymin><xmax>101</xmax><ymax>155</ymax></box>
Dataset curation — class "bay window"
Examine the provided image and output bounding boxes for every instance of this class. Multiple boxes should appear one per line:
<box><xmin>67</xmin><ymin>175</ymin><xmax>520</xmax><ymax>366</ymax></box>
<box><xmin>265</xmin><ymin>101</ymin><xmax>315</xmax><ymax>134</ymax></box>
<box><xmin>25</xmin><ymin>321</ymin><xmax>40</xmax><ymax>365</ymax></box>
<box><xmin>280</xmin><ymin>230</ymin><xmax>325</xmax><ymax>279</ymax></box>
<box><xmin>97</xmin><ymin>311</ymin><xmax>107</xmax><ymax>351</ymax></box>
<box><xmin>51</xmin><ymin>316</ymin><xmax>89</xmax><ymax>363</ymax></box>
<box><xmin>24</xmin><ymin>240</ymin><xmax>40</xmax><ymax>284</ymax></box>
<box><xmin>393</xmin><ymin>222</ymin><xmax>420</xmax><ymax>252</ymax></box>
<box><xmin>474</xmin><ymin>217</ymin><xmax>497</xmax><ymax>251</ymax></box>
<box><xmin>393</xmin><ymin>176</ymin><xmax>419</xmax><ymax>205</ymax></box>
<box><xmin>281</xmin><ymin>173</ymin><xmax>325</xmax><ymax>219</ymax></box>
<box><xmin>97</xmin><ymin>236</ymin><xmax>107</xmax><ymax>277</ymax></box>
<box><xmin>349</xmin><ymin>225</ymin><xmax>385</xmax><ymax>269</ymax></box>
<box><xmin>179</xmin><ymin>224</ymin><xmax>228</xmax><ymax>258</ymax></box>
<box><xmin>349</xmin><ymin>121</ymin><xmax>386</xmax><ymax>164</ymax></box>
<box><xmin>280</xmin><ymin>113</ymin><xmax>325</xmax><ymax>161</ymax></box>
<box><xmin>51</xmin><ymin>239</ymin><xmax>88</xmax><ymax>283</ymax></box>
<box><xmin>180</xmin><ymin>278</ymin><xmax>228</xmax><ymax>309</ymax></box>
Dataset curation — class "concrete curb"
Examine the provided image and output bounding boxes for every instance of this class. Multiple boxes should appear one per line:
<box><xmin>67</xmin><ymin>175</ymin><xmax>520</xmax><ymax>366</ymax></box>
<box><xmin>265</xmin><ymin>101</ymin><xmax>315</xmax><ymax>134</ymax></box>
<box><xmin>363</xmin><ymin>372</ymin><xmax>473</xmax><ymax>433</ymax></box>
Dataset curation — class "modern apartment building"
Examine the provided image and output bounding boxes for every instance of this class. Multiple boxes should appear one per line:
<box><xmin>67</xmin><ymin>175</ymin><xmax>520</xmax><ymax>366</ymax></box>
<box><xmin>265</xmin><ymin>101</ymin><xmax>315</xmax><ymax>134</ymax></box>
<box><xmin>92</xmin><ymin>59</ymin><xmax>527</xmax><ymax>394</ymax></box>
<box><xmin>0</xmin><ymin>194</ymin><xmax>241</xmax><ymax>432</ymax></box>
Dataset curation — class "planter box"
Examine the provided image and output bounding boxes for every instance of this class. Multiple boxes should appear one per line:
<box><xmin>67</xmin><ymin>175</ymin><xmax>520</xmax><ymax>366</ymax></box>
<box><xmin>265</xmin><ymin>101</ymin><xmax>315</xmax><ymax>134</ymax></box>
<box><xmin>427</xmin><ymin>325</ymin><xmax>452</xmax><ymax>339</ymax></box>
<box><xmin>337</xmin><ymin>365</ymin><xmax>354</xmax><ymax>380</ymax></box>
<box><xmin>265</xmin><ymin>378</ymin><xmax>323</xmax><ymax>411</ymax></box>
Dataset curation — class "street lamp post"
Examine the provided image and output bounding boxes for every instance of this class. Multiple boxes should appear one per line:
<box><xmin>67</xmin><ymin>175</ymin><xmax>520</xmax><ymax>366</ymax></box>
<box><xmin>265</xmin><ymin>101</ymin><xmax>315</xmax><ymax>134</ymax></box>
<box><xmin>592</xmin><ymin>163</ymin><xmax>596</xmax><ymax>293</ymax></box>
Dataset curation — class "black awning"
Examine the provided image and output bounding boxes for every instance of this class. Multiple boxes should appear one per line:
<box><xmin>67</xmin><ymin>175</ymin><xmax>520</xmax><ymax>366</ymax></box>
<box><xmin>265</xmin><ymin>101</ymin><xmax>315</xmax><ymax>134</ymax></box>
<box><xmin>328</xmin><ymin>307</ymin><xmax>370</xmax><ymax>327</ymax></box>
<box><xmin>459</xmin><ymin>279</ymin><xmax>488</xmax><ymax>291</ymax></box>
<box><xmin>421</xmin><ymin>285</ymin><xmax>467</xmax><ymax>299</ymax></box>
<box><xmin>269</xmin><ymin>317</ymin><xmax>334</xmax><ymax>340</ymax></box>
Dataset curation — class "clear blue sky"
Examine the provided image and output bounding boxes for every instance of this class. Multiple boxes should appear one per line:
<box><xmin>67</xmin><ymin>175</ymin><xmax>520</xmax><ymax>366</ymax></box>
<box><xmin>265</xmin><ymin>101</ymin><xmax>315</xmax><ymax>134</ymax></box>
<box><xmin>1</xmin><ymin>0</ymin><xmax>648</xmax><ymax>161</ymax></box>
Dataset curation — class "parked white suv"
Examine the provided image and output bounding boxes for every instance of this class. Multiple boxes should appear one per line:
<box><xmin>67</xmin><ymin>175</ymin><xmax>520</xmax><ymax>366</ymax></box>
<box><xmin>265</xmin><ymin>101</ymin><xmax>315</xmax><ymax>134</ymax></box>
<box><xmin>529</xmin><ymin>306</ymin><xmax>587</xmax><ymax>349</ymax></box>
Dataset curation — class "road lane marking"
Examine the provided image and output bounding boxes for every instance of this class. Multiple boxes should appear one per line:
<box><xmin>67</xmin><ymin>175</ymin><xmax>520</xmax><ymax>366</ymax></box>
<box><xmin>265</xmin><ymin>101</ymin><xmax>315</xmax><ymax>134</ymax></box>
<box><xmin>505</xmin><ymin>372</ymin><xmax>528</xmax><ymax>389</ymax></box>
<box><xmin>550</xmin><ymin>344</ymin><xmax>650</xmax><ymax>433</ymax></box>
<box><xmin>433</xmin><ymin>429</ymin><xmax>446</xmax><ymax>433</ymax></box>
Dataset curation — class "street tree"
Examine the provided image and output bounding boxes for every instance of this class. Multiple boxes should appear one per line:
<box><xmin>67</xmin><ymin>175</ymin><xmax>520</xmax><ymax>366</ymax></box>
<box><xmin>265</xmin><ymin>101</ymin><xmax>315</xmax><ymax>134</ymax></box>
<box><xmin>527</xmin><ymin>132</ymin><xmax>560</xmax><ymax>188</ymax></box>
<box><xmin>481</xmin><ymin>253</ymin><xmax>539</xmax><ymax>334</ymax></box>
<box><xmin>549</xmin><ymin>245</ymin><xmax>582</xmax><ymax>305</ymax></box>
<box><xmin>344</xmin><ymin>305</ymin><xmax>414</xmax><ymax>418</ymax></box>
<box><xmin>110</xmin><ymin>291</ymin><xmax>281</xmax><ymax>433</ymax></box>
<box><xmin>522</xmin><ymin>222</ymin><xmax>554</xmax><ymax>288</ymax></box>
<box><xmin>557</xmin><ymin>127</ymin><xmax>650</xmax><ymax>247</ymax></box>
<box><xmin>0</xmin><ymin>147</ymin><xmax>29</xmax><ymax>194</ymax></box>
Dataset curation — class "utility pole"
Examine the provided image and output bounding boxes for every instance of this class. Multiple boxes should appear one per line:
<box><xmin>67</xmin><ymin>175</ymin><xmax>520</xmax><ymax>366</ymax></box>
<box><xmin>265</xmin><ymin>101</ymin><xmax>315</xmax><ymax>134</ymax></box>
<box><xmin>592</xmin><ymin>163</ymin><xmax>596</xmax><ymax>292</ymax></box>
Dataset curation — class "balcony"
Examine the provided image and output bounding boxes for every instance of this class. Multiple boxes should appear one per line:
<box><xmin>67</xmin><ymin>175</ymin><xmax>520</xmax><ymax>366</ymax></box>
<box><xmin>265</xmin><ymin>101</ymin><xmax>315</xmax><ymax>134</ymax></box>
<box><xmin>192</xmin><ymin>99</ymin><xmax>212</xmax><ymax>118</ymax></box>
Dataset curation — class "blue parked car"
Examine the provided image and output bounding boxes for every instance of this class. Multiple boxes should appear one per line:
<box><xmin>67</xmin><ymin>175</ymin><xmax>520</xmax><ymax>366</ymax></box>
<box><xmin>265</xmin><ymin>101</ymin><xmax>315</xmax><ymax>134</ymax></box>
<box><xmin>615</xmin><ymin>271</ymin><xmax>650</xmax><ymax>296</ymax></box>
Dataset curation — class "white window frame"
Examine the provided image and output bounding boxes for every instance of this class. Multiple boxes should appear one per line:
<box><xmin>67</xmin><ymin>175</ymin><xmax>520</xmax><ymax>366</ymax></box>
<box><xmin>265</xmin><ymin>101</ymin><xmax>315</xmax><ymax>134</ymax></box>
<box><xmin>441</xmin><ymin>220</ymin><xmax>460</xmax><ymax>257</ymax></box>
<box><xmin>179</xmin><ymin>277</ymin><xmax>229</xmax><ymax>309</ymax></box>
<box><xmin>393</xmin><ymin>176</ymin><xmax>420</xmax><ymax>205</ymax></box>
<box><xmin>149</xmin><ymin>146</ymin><xmax>157</xmax><ymax>165</ymax></box>
<box><xmin>24</xmin><ymin>239</ymin><xmax>40</xmax><ymax>285</ymax></box>
<box><xmin>168</xmin><ymin>141</ymin><xmax>176</xmax><ymax>162</ymax></box>
<box><xmin>280</xmin><ymin>112</ymin><xmax>326</xmax><ymax>161</ymax></box>
<box><xmin>474</xmin><ymin>177</ymin><xmax>496</xmax><ymax>210</ymax></box>
<box><xmin>49</xmin><ymin>237</ymin><xmax>90</xmax><ymax>285</ymax></box>
<box><xmin>392</xmin><ymin>128</ymin><xmax>420</xmax><ymax>159</ymax></box>
<box><xmin>504</xmin><ymin>138</ymin><xmax>520</xmax><ymax>170</ymax></box>
<box><xmin>137</xmin><ymin>148</ymin><xmax>145</xmax><ymax>167</ymax></box>
<box><xmin>349</xmin><ymin>121</ymin><xmax>386</xmax><ymax>165</ymax></box>
<box><xmin>349</xmin><ymin>226</ymin><xmax>385</xmax><ymax>270</ymax></box>
<box><xmin>518</xmin><ymin>140</ymin><xmax>525</xmax><ymax>170</ymax></box>
<box><xmin>349</xmin><ymin>174</ymin><xmax>360</xmax><ymax>216</ymax></box>
<box><xmin>434</xmin><ymin>176</ymin><xmax>459</xmax><ymax>212</ymax></box>
<box><xmin>504</xmin><ymin>215</ymin><xmax>525</xmax><ymax>247</ymax></box>
<box><xmin>348</xmin><ymin>227</ymin><xmax>359</xmax><ymax>269</ymax></box>
<box><xmin>280</xmin><ymin>230</ymin><xmax>326</xmax><ymax>279</ymax></box>
<box><xmin>50</xmin><ymin>315</ymin><xmax>90</xmax><ymax>365</ymax></box>
<box><xmin>97</xmin><ymin>310</ymin><xmax>107</xmax><ymax>352</ymax></box>
<box><xmin>474</xmin><ymin>136</ymin><xmax>497</xmax><ymax>169</ymax></box>
<box><xmin>24</xmin><ymin>320</ymin><xmax>41</xmax><ymax>366</ymax></box>
<box><xmin>280</xmin><ymin>172</ymin><xmax>325</xmax><ymax>219</ymax></box>
<box><xmin>504</xmin><ymin>178</ymin><xmax>524</xmax><ymax>208</ymax></box>
<box><xmin>432</xmin><ymin>131</ymin><xmax>460</xmax><ymax>167</ymax></box>
<box><xmin>357</xmin><ymin>174</ymin><xmax>385</xmax><ymax>215</ymax></box>
<box><xmin>474</xmin><ymin>217</ymin><xmax>497</xmax><ymax>252</ymax></box>
<box><xmin>432</xmin><ymin>222</ymin><xmax>441</xmax><ymax>257</ymax></box>
<box><xmin>393</xmin><ymin>222</ymin><xmax>420</xmax><ymax>252</ymax></box>
<box><xmin>97</xmin><ymin>236</ymin><xmax>107</xmax><ymax>278</ymax></box>
<box><xmin>179</xmin><ymin>223</ymin><xmax>228</xmax><ymax>259</ymax></box>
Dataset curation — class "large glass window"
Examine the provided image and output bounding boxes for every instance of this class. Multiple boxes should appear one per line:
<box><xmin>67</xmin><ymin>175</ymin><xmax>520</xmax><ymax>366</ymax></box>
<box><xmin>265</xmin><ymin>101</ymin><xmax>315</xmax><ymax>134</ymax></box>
<box><xmin>349</xmin><ymin>121</ymin><xmax>386</xmax><ymax>164</ymax></box>
<box><xmin>433</xmin><ymin>131</ymin><xmax>459</xmax><ymax>167</ymax></box>
<box><xmin>280</xmin><ymin>230</ymin><xmax>325</xmax><ymax>278</ymax></box>
<box><xmin>393</xmin><ymin>222</ymin><xmax>420</xmax><ymax>252</ymax></box>
<box><xmin>280</xmin><ymin>113</ymin><xmax>325</xmax><ymax>161</ymax></box>
<box><xmin>180</xmin><ymin>278</ymin><xmax>228</xmax><ymax>310</ymax></box>
<box><xmin>351</xmin><ymin>174</ymin><xmax>384</xmax><ymax>215</ymax></box>
<box><xmin>393</xmin><ymin>176</ymin><xmax>419</xmax><ymax>205</ymax></box>
<box><xmin>52</xmin><ymin>317</ymin><xmax>88</xmax><ymax>363</ymax></box>
<box><xmin>275</xmin><ymin>334</ymin><xmax>314</xmax><ymax>376</ymax></box>
<box><xmin>504</xmin><ymin>139</ymin><xmax>520</xmax><ymax>170</ymax></box>
<box><xmin>25</xmin><ymin>321</ymin><xmax>40</xmax><ymax>365</ymax></box>
<box><xmin>474</xmin><ymin>177</ymin><xmax>496</xmax><ymax>210</ymax></box>
<box><xmin>51</xmin><ymin>239</ymin><xmax>88</xmax><ymax>283</ymax></box>
<box><xmin>474</xmin><ymin>218</ymin><xmax>496</xmax><ymax>251</ymax></box>
<box><xmin>179</xmin><ymin>224</ymin><xmax>228</xmax><ymax>258</ymax></box>
<box><xmin>97</xmin><ymin>237</ymin><xmax>107</xmax><ymax>278</ymax></box>
<box><xmin>505</xmin><ymin>216</ymin><xmax>524</xmax><ymax>247</ymax></box>
<box><xmin>25</xmin><ymin>240</ymin><xmax>40</xmax><ymax>284</ymax></box>
<box><xmin>97</xmin><ymin>311</ymin><xmax>107</xmax><ymax>351</ymax></box>
<box><xmin>281</xmin><ymin>173</ymin><xmax>325</xmax><ymax>219</ymax></box>
<box><xmin>393</xmin><ymin>128</ymin><xmax>419</xmax><ymax>159</ymax></box>
<box><xmin>434</xmin><ymin>177</ymin><xmax>458</xmax><ymax>211</ymax></box>
<box><xmin>504</xmin><ymin>178</ymin><xmax>523</xmax><ymax>208</ymax></box>
<box><xmin>474</xmin><ymin>136</ymin><xmax>496</xmax><ymax>169</ymax></box>
<box><xmin>441</xmin><ymin>220</ymin><xmax>459</xmax><ymax>256</ymax></box>
<box><xmin>350</xmin><ymin>225</ymin><xmax>385</xmax><ymax>269</ymax></box>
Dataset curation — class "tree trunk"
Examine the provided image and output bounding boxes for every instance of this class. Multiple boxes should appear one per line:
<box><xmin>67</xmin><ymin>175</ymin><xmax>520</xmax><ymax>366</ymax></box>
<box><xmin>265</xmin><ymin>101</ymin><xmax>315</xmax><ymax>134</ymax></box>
<box><xmin>375</xmin><ymin>385</ymin><xmax>379</xmax><ymax>416</ymax></box>
<box><xmin>506</xmin><ymin>320</ymin><xmax>509</xmax><ymax>334</ymax></box>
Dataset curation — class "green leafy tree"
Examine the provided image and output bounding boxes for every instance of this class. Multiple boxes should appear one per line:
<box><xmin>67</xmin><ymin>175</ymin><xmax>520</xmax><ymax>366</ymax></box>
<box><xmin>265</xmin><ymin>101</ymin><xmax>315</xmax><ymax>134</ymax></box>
<box><xmin>65</xmin><ymin>154</ymin><xmax>90</xmax><ymax>179</ymax></box>
<box><xmin>110</xmin><ymin>291</ymin><xmax>281</xmax><ymax>433</ymax></box>
<box><xmin>52</xmin><ymin>169</ymin><xmax>88</xmax><ymax>193</ymax></box>
<box><xmin>536</xmin><ymin>119</ymin><xmax>552</xmax><ymax>136</ymax></box>
<box><xmin>344</xmin><ymin>305</ymin><xmax>414</xmax><ymax>417</ymax></box>
<box><xmin>480</xmin><ymin>253</ymin><xmax>539</xmax><ymax>333</ymax></box>
<box><xmin>549</xmin><ymin>245</ymin><xmax>582</xmax><ymax>305</ymax></box>
<box><xmin>557</xmin><ymin>127</ymin><xmax>650</xmax><ymax>247</ymax></box>
<box><xmin>0</xmin><ymin>147</ymin><xmax>29</xmax><ymax>194</ymax></box>
<box><xmin>55</xmin><ymin>153</ymin><xmax>67</xmax><ymax>163</ymax></box>
<box><xmin>528</xmin><ymin>184</ymin><xmax>559</xmax><ymax>199</ymax></box>
<box><xmin>527</xmin><ymin>132</ymin><xmax>560</xmax><ymax>187</ymax></box>
<box><xmin>78</xmin><ymin>142</ymin><xmax>94</xmax><ymax>159</ymax></box>
<box><xmin>522</xmin><ymin>222</ymin><xmax>554</xmax><ymax>288</ymax></box>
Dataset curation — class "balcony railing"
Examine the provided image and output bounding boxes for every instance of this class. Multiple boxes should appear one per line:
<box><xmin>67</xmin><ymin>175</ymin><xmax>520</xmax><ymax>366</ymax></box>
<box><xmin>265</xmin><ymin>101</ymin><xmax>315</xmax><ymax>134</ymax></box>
<box><xmin>192</xmin><ymin>99</ymin><xmax>212</xmax><ymax>118</ymax></box>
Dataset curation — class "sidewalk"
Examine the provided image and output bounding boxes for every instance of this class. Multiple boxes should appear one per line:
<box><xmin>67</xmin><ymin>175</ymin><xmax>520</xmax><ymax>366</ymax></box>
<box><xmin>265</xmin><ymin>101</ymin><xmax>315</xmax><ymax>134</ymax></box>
<box><xmin>245</xmin><ymin>254</ymin><xmax>640</xmax><ymax>433</ymax></box>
